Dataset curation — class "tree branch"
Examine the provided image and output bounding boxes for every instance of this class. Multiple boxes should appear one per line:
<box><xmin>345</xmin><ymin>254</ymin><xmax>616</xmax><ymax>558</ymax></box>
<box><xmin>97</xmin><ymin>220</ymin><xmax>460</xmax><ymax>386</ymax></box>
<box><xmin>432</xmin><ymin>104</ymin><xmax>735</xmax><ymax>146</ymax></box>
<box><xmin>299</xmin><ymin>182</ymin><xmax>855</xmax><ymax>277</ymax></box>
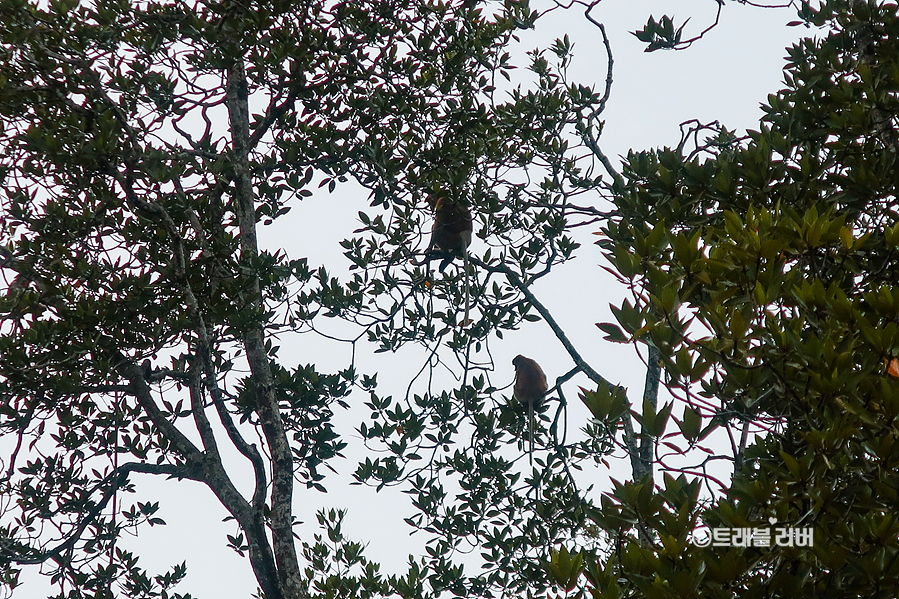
<box><xmin>1</xmin><ymin>462</ymin><xmax>196</xmax><ymax>566</ymax></box>
<box><xmin>639</xmin><ymin>345</ymin><xmax>661</xmax><ymax>476</ymax></box>
<box><xmin>470</xmin><ymin>257</ymin><xmax>622</xmax><ymax>395</ymax></box>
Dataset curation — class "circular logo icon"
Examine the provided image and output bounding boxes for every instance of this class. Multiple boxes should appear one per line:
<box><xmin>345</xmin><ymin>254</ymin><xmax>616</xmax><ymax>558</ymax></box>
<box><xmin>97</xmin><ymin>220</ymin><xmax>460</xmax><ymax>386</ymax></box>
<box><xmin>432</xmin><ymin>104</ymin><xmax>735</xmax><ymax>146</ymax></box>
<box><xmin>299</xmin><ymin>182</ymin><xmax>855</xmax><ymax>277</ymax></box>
<box><xmin>690</xmin><ymin>528</ymin><xmax>711</xmax><ymax>547</ymax></box>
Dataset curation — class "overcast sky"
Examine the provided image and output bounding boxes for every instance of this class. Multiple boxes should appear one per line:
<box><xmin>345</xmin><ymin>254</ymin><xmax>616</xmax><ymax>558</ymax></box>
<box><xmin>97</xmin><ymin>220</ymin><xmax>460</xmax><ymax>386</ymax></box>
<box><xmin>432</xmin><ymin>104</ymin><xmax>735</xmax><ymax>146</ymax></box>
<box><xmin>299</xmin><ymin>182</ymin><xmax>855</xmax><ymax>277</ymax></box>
<box><xmin>18</xmin><ymin>2</ymin><xmax>809</xmax><ymax>597</ymax></box>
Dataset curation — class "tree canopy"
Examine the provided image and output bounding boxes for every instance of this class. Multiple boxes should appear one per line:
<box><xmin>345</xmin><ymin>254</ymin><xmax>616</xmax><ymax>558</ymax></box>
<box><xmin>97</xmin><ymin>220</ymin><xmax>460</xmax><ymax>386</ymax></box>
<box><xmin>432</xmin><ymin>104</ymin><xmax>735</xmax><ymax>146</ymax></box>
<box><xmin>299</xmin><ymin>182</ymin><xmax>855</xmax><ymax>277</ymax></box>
<box><xmin>0</xmin><ymin>0</ymin><xmax>612</xmax><ymax>597</ymax></box>
<box><xmin>577</xmin><ymin>0</ymin><xmax>899</xmax><ymax>596</ymax></box>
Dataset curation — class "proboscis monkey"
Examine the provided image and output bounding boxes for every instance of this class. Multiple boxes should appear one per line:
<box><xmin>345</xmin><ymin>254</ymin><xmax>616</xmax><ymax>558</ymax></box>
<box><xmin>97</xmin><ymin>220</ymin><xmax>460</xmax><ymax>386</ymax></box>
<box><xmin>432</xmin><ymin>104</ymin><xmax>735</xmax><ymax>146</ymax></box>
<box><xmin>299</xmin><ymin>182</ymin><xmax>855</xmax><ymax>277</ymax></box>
<box><xmin>512</xmin><ymin>355</ymin><xmax>548</xmax><ymax>463</ymax></box>
<box><xmin>422</xmin><ymin>194</ymin><xmax>472</xmax><ymax>325</ymax></box>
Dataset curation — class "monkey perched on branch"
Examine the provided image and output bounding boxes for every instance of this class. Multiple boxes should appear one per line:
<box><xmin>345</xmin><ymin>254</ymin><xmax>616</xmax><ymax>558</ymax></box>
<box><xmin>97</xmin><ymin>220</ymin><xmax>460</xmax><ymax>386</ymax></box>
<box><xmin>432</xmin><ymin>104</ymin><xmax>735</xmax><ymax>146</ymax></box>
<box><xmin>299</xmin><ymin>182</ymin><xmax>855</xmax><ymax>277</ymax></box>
<box><xmin>418</xmin><ymin>194</ymin><xmax>473</xmax><ymax>325</ymax></box>
<box><xmin>424</xmin><ymin>195</ymin><xmax>471</xmax><ymax>270</ymax></box>
<box><xmin>513</xmin><ymin>355</ymin><xmax>548</xmax><ymax>463</ymax></box>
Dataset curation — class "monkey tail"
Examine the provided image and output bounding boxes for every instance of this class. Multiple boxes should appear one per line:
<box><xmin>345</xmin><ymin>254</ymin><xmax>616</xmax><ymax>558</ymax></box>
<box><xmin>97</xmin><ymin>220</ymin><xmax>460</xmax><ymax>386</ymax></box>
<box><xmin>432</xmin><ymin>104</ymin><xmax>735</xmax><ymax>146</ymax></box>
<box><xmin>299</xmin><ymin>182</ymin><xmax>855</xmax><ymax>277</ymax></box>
<box><xmin>460</xmin><ymin>245</ymin><xmax>473</xmax><ymax>392</ymax></box>
<box><xmin>528</xmin><ymin>399</ymin><xmax>534</xmax><ymax>467</ymax></box>
<box><xmin>462</xmin><ymin>246</ymin><xmax>470</xmax><ymax>327</ymax></box>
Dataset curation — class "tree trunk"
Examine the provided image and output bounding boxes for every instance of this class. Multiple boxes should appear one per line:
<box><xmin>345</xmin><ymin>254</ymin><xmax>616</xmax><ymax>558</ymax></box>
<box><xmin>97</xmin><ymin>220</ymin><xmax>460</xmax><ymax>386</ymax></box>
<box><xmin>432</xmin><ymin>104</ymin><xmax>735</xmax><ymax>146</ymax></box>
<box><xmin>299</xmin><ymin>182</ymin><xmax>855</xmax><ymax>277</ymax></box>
<box><xmin>226</xmin><ymin>58</ymin><xmax>307</xmax><ymax>599</ymax></box>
